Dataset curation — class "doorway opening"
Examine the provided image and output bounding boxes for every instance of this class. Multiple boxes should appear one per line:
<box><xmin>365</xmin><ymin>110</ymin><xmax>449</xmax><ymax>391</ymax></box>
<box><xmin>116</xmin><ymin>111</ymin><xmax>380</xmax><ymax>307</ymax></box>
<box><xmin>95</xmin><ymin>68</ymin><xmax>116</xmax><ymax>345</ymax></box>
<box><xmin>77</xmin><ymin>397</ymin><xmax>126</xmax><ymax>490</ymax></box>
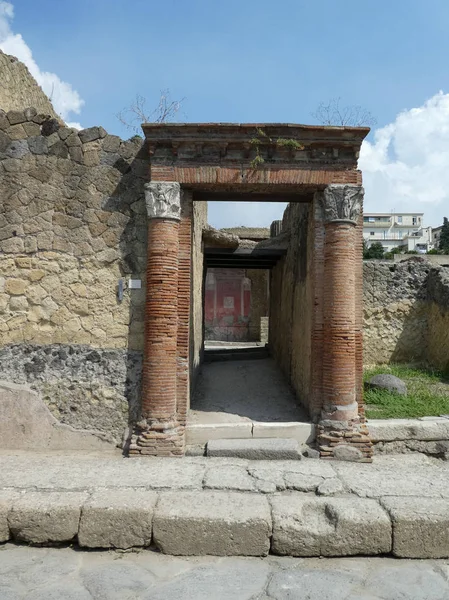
<box><xmin>188</xmin><ymin>202</ymin><xmax>311</xmax><ymax>446</ymax></box>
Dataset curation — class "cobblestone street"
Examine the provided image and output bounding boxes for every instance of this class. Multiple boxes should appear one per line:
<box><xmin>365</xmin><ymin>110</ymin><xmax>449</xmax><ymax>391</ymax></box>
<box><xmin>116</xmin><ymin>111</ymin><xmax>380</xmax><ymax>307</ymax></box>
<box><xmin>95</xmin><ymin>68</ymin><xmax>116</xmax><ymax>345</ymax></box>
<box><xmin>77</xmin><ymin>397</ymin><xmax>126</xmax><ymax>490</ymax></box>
<box><xmin>1</xmin><ymin>544</ymin><xmax>449</xmax><ymax>599</ymax></box>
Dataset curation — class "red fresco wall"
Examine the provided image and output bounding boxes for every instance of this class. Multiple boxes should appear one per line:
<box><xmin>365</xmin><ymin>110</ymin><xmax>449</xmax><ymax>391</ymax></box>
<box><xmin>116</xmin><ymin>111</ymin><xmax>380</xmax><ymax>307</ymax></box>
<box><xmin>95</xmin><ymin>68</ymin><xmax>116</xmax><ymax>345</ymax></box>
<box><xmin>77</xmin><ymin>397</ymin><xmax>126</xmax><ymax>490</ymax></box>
<box><xmin>205</xmin><ymin>268</ymin><xmax>251</xmax><ymax>341</ymax></box>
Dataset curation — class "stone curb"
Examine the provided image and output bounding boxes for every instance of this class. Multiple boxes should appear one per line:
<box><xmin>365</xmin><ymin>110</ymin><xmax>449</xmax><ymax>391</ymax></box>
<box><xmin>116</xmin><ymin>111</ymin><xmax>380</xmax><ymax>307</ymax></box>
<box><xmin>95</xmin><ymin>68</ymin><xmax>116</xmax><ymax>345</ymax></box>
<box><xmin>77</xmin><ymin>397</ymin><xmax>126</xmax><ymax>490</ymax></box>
<box><xmin>368</xmin><ymin>418</ymin><xmax>449</xmax><ymax>442</ymax></box>
<box><xmin>1</xmin><ymin>489</ymin><xmax>449</xmax><ymax>558</ymax></box>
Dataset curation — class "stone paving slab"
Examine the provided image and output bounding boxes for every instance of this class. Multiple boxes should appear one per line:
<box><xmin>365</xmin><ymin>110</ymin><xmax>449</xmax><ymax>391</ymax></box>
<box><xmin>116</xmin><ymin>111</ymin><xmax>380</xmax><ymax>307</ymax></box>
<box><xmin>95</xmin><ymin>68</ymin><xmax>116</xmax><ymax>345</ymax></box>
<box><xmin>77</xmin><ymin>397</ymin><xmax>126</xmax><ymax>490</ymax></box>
<box><xmin>333</xmin><ymin>454</ymin><xmax>449</xmax><ymax>498</ymax></box>
<box><xmin>1</xmin><ymin>546</ymin><xmax>449</xmax><ymax>600</ymax></box>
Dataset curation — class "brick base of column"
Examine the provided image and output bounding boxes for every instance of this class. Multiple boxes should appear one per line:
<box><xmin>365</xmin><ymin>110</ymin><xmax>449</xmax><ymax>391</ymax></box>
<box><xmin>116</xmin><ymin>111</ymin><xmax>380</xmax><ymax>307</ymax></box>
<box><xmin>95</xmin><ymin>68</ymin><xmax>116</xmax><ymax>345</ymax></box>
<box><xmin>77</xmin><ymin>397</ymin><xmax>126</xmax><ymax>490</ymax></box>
<box><xmin>127</xmin><ymin>419</ymin><xmax>185</xmax><ymax>457</ymax></box>
<box><xmin>317</xmin><ymin>419</ymin><xmax>373</xmax><ymax>462</ymax></box>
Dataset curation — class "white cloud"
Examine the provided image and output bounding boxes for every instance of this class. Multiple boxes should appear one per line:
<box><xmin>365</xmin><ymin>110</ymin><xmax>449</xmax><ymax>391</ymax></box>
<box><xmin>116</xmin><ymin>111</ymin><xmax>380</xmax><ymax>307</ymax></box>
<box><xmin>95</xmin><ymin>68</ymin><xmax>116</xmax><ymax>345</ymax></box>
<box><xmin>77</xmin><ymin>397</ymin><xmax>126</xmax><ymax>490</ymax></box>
<box><xmin>0</xmin><ymin>1</ymin><xmax>84</xmax><ymax>123</ymax></box>
<box><xmin>212</xmin><ymin>93</ymin><xmax>449</xmax><ymax>229</ymax></box>
<box><xmin>360</xmin><ymin>91</ymin><xmax>449</xmax><ymax>228</ymax></box>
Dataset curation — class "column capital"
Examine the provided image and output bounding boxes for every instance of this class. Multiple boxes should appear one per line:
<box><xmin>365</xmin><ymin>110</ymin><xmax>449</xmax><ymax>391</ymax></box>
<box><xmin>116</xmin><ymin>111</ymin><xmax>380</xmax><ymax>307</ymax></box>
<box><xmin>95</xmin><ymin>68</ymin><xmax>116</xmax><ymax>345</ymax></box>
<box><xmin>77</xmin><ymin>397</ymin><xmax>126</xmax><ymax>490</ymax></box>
<box><xmin>319</xmin><ymin>184</ymin><xmax>364</xmax><ymax>225</ymax></box>
<box><xmin>144</xmin><ymin>182</ymin><xmax>181</xmax><ymax>221</ymax></box>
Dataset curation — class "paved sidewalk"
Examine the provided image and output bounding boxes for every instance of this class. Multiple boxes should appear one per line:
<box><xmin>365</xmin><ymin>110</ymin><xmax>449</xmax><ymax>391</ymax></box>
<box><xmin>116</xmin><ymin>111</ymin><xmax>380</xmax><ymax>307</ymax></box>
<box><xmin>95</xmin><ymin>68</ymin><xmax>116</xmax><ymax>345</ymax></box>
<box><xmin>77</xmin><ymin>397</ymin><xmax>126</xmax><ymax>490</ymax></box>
<box><xmin>1</xmin><ymin>545</ymin><xmax>449</xmax><ymax>599</ymax></box>
<box><xmin>1</xmin><ymin>452</ymin><xmax>449</xmax><ymax>558</ymax></box>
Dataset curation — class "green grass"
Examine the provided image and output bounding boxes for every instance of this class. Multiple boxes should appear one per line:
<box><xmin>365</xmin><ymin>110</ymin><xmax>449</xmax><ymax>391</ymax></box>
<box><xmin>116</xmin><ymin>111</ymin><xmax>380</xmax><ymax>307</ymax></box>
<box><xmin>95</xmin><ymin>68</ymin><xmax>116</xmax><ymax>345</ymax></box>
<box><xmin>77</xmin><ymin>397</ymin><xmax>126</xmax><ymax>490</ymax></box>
<box><xmin>364</xmin><ymin>364</ymin><xmax>449</xmax><ymax>419</ymax></box>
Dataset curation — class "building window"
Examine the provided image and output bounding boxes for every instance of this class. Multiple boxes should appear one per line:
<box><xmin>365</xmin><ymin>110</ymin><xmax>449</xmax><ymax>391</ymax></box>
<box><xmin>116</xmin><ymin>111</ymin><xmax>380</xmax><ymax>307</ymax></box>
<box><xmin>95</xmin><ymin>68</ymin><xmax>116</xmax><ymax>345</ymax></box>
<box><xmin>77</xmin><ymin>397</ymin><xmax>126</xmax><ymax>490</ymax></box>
<box><xmin>370</xmin><ymin>232</ymin><xmax>375</xmax><ymax>236</ymax></box>
<box><xmin>398</xmin><ymin>230</ymin><xmax>403</xmax><ymax>238</ymax></box>
<box><xmin>412</xmin><ymin>217</ymin><xmax>417</xmax><ymax>225</ymax></box>
<box><xmin>397</xmin><ymin>216</ymin><xmax>402</xmax><ymax>224</ymax></box>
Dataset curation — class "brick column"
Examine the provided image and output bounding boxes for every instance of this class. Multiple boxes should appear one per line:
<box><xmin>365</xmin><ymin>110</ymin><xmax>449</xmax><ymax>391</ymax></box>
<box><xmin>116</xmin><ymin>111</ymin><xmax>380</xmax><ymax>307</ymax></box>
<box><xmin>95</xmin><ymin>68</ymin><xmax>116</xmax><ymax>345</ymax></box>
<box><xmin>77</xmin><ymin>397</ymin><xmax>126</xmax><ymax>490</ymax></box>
<box><xmin>316</xmin><ymin>184</ymin><xmax>372</xmax><ymax>462</ymax></box>
<box><xmin>129</xmin><ymin>182</ymin><xmax>185</xmax><ymax>457</ymax></box>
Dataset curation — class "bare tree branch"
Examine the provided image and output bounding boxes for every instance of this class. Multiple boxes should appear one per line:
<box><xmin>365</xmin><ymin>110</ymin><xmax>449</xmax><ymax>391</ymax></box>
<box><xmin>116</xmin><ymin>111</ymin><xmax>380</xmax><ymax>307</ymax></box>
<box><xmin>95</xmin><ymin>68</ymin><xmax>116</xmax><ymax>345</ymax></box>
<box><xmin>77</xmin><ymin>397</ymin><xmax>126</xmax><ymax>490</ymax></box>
<box><xmin>116</xmin><ymin>89</ymin><xmax>186</xmax><ymax>134</ymax></box>
<box><xmin>312</xmin><ymin>97</ymin><xmax>377</xmax><ymax>127</ymax></box>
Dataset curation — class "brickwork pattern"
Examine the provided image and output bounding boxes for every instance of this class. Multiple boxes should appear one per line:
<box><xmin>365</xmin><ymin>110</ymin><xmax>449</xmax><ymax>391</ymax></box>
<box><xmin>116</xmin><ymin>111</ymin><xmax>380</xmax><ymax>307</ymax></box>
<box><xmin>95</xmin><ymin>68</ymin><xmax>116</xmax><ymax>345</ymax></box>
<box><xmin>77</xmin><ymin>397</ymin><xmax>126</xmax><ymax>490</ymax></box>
<box><xmin>321</xmin><ymin>222</ymin><xmax>357</xmax><ymax>415</ymax></box>
<box><xmin>177</xmin><ymin>195</ymin><xmax>193</xmax><ymax>427</ymax></box>
<box><xmin>129</xmin><ymin>219</ymin><xmax>184</xmax><ymax>457</ymax></box>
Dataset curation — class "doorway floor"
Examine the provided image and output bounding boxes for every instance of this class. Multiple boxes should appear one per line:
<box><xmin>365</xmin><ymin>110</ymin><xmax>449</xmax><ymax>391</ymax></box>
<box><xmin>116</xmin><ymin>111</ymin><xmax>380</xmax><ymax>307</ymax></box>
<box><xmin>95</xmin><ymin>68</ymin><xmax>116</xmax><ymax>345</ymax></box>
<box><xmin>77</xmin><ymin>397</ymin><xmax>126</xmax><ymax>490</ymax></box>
<box><xmin>187</xmin><ymin>356</ymin><xmax>313</xmax><ymax>445</ymax></box>
<box><xmin>191</xmin><ymin>357</ymin><xmax>308</xmax><ymax>423</ymax></box>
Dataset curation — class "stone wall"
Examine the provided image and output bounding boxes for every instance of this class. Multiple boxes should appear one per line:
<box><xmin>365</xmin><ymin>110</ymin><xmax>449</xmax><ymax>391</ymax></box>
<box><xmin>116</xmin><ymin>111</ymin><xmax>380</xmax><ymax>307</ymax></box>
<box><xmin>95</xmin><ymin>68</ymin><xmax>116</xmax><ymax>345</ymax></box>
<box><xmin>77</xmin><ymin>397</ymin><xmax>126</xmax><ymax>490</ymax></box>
<box><xmin>269</xmin><ymin>202</ymin><xmax>313</xmax><ymax>412</ymax></box>
<box><xmin>0</xmin><ymin>51</ymin><xmax>58</xmax><ymax>119</ymax></box>
<box><xmin>363</xmin><ymin>260</ymin><xmax>429</xmax><ymax>365</ymax></box>
<box><xmin>246</xmin><ymin>269</ymin><xmax>269</xmax><ymax>342</ymax></box>
<box><xmin>0</xmin><ymin>106</ymin><xmax>149</xmax><ymax>442</ymax></box>
<box><xmin>190</xmin><ymin>200</ymin><xmax>207</xmax><ymax>392</ymax></box>
<box><xmin>363</xmin><ymin>259</ymin><xmax>449</xmax><ymax>371</ymax></box>
<box><xmin>427</xmin><ymin>267</ymin><xmax>449</xmax><ymax>372</ymax></box>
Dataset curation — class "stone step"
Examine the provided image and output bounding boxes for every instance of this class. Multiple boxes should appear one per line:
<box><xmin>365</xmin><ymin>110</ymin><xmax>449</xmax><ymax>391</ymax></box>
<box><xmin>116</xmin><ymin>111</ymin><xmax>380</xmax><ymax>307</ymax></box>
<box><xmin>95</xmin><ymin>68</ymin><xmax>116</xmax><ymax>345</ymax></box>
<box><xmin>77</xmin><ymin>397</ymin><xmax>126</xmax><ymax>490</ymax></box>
<box><xmin>186</xmin><ymin>421</ymin><xmax>315</xmax><ymax>445</ymax></box>
<box><xmin>204</xmin><ymin>347</ymin><xmax>269</xmax><ymax>362</ymax></box>
<box><xmin>206</xmin><ymin>437</ymin><xmax>302</xmax><ymax>460</ymax></box>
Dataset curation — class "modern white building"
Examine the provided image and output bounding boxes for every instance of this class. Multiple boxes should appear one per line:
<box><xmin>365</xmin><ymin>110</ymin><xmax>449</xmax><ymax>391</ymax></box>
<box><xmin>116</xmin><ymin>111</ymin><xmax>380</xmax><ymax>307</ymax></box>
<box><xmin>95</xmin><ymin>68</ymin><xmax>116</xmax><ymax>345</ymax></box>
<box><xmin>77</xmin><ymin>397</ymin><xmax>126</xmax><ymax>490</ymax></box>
<box><xmin>363</xmin><ymin>212</ymin><xmax>433</xmax><ymax>253</ymax></box>
<box><xmin>433</xmin><ymin>225</ymin><xmax>444</xmax><ymax>249</ymax></box>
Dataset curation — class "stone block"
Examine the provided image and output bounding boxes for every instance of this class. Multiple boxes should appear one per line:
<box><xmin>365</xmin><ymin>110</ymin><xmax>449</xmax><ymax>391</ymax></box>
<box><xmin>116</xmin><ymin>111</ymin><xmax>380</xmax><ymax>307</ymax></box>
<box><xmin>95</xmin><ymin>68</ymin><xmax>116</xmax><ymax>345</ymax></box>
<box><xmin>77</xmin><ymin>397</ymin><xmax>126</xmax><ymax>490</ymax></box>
<box><xmin>186</xmin><ymin>422</ymin><xmax>252</xmax><ymax>445</ymax></box>
<box><xmin>153</xmin><ymin>491</ymin><xmax>272</xmax><ymax>556</ymax></box>
<box><xmin>333</xmin><ymin>444</ymin><xmax>364</xmax><ymax>461</ymax></box>
<box><xmin>7</xmin><ymin>110</ymin><xmax>26</xmax><ymax>125</ymax></box>
<box><xmin>8</xmin><ymin>491</ymin><xmax>88</xmax><ymax>543</ymax></box>
<box><xmin>271</xmin><ymin>494</ymin><xmax>392</xmax><ymax>556</ymax></box>
<box><xmin>78</xmin><ymin>489</ymin><xmax>158</xmax><ymax>549</ymax></box>
<box><xmin>207</xmin><ymin>438</ymin><xmax>302</xmax><ymax>460</ymax></box>
<box><xmin>369</xmin><ymin>419</ymin><xmax>449</xmax><ymax>442</ymax></box>
<box><xmin>0</xmin><ymin>490</ymin><xmax>19</xmax><ymax>542</ymax></box>
<box><xmin>381</xmin><ymin>496</ymin><xmax>449</xmax><ymax>558</ymax></box>
<box><xmin>79</xmin><ymin>126</ymin><xmax>106</xmax><ymax>144</ymax></box>
<box><xmin>252</xmin><ymin>422</ymin><xmax>315</xmax><ymax>444</ymax></box>
<box><xmin>368</xmin><ymin>374</ymin><xmax>407</xmax><ymax>395</ymax></box>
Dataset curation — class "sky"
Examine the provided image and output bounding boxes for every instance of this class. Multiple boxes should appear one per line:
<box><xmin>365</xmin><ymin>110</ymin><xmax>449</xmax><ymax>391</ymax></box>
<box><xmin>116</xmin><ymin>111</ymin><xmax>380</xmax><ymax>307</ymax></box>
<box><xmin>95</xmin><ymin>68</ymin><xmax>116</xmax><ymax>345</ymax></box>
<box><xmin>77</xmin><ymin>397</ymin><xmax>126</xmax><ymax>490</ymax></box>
<box><xmin>1</xmin><ymin>1</ymin><xmax>449</xmax><ymax>229</ymax></box>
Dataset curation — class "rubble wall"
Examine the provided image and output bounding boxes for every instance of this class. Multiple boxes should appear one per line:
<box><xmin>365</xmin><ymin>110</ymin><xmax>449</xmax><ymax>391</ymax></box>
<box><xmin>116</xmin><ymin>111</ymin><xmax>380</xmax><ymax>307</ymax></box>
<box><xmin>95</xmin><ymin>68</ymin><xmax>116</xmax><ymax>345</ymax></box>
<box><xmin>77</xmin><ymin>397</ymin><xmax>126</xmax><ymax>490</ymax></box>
<box><xmin>363</xmin><ymin>259</ymin><xmax>449</xmax><ymax>371</ymax></box>
<box><xmin>0</xmin><ymin>51</ymin><xmax>58</xmax><ymax>119</ymax></box>
<box><xmin>0</xmin><ymin>107</ymin><xmax>149</xmax><ymax>442</ymax></box>
<box><xmin>269</xmin><ymin>203</ymin><xmax>313</xmax><ymax>411</ymax></box>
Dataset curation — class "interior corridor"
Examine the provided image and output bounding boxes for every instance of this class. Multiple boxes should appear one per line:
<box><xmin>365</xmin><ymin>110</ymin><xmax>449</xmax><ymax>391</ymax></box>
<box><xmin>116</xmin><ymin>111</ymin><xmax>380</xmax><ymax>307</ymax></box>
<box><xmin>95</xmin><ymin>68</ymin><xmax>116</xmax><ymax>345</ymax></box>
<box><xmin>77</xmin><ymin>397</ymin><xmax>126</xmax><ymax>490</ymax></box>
<box><xmin>190</xmin><ymin>353</ymin><xmax>309</xmax><ymax>426</ymax></box>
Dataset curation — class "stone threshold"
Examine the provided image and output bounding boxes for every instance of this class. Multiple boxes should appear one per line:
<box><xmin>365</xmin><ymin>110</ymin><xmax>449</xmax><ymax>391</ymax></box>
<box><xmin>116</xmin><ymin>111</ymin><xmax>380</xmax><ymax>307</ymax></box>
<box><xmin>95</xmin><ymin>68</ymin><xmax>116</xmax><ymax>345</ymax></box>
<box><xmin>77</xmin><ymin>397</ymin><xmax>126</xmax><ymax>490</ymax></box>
<box><xmin>186</xmin><ymin>420</ymin><xmax>315</xmax><ymax>445</ymax></box>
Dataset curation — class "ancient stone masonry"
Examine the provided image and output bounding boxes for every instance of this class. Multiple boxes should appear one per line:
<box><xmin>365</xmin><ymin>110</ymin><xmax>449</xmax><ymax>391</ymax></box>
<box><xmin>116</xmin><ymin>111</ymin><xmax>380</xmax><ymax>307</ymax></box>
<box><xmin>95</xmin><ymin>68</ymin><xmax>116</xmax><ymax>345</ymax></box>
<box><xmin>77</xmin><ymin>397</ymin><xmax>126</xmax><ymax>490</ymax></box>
<box><xmin>1</xmin><ymin>111</ymin><xmax>372</xmax><ymax>458</ymax></box>
<box><xmin>0</xmin><ymin>51</ymin><xmax>59</xmax><ymax>120</ymax></box>
<box><xmin>142</xmin><ymin>123</ymin><xmax>371</xmax><ymax>460</ymax></box>
<box><xmin>0</xmin><ymin>106</ymin><xmax>149</xmax><ymax>442</ymax></box>
<box><xmin>363</xmin><ymin>258</ymin><xmax>449</xmax><ymax>371</ymax></box>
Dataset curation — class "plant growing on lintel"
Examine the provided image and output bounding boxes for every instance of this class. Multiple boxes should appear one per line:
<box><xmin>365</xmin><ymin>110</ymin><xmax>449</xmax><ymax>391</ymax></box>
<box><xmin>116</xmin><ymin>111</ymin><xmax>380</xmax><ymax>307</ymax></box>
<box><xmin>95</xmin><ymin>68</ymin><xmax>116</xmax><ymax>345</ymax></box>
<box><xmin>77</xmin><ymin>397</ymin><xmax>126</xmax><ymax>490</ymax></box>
<box><xmin>249</xmin><ymin>128</ymin><xmax>304</xmax><ymax>169</ymax></box>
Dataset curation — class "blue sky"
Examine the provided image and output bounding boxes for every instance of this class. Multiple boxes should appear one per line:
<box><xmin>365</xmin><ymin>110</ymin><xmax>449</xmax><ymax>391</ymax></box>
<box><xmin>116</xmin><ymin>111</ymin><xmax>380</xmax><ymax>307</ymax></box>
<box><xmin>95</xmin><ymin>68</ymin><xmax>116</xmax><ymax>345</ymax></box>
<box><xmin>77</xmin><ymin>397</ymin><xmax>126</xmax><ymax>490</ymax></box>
<box><xmin>2</xmin><ymin>0</ymin><xmax>449</xmax><ymax>228</ymax></box>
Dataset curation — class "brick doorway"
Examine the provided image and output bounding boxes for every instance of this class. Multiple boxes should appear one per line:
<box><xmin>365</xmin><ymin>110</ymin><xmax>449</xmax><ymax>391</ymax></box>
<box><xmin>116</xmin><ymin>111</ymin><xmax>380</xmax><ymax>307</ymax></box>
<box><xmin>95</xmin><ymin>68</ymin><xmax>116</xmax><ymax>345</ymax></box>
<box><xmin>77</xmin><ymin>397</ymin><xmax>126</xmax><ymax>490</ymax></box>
<box><xmin>127</xmin><ymin>123</ymin><xmax>373</xmax><ymax>461</ymax></box>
